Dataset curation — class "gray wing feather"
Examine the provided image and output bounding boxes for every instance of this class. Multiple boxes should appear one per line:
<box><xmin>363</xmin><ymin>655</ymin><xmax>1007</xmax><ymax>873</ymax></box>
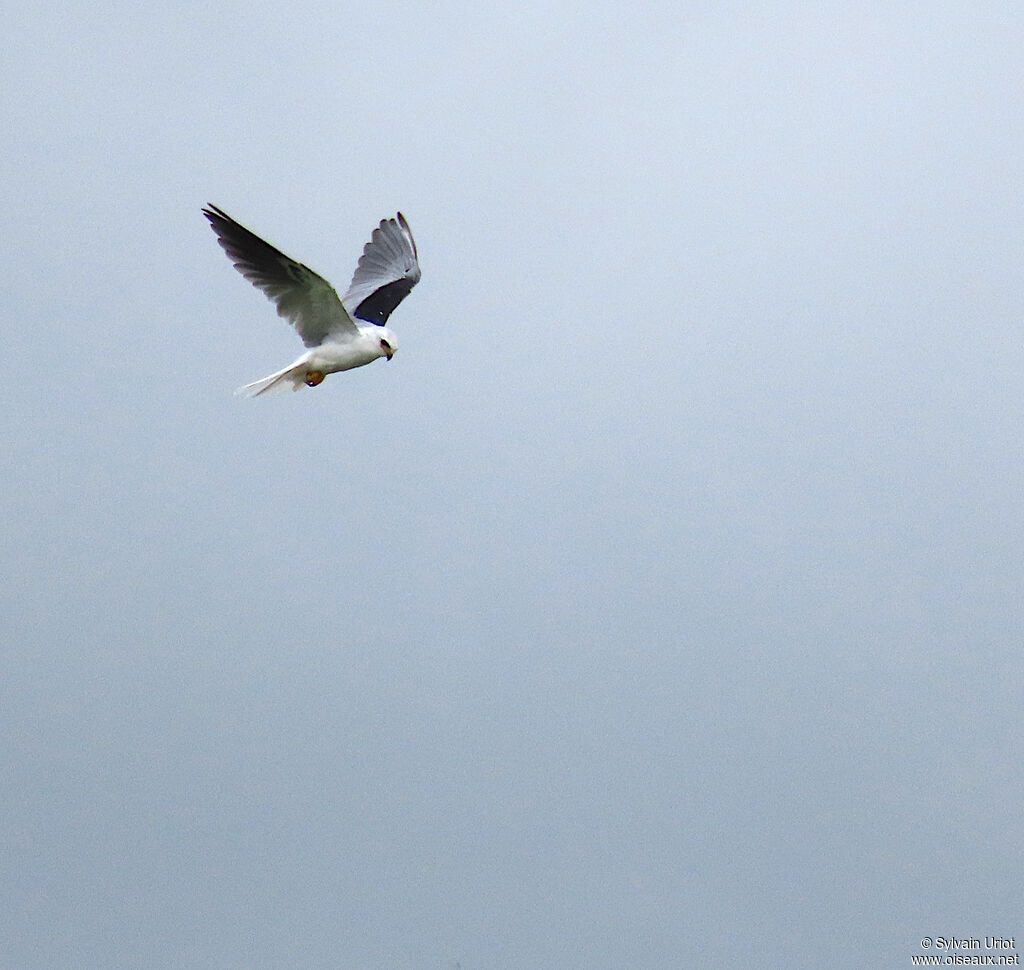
<box><xmin>203</xmin><ymin>205</ymin><xmax>358</xmax><ymax>347</ymax></box>
<box><xmin>342</xmin><ymin>213</ymin><xmax>421</xmax><ymax>326</ymax></box>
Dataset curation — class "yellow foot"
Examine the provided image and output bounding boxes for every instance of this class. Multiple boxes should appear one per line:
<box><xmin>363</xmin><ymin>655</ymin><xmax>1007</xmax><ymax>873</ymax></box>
<box><xmin>305</xmin><ymin>370</ymin><xmax>325</xmax><ymax>387</ymax></box>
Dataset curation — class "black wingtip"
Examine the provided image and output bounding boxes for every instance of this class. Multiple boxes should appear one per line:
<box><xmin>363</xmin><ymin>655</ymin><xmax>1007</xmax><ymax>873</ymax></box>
<box><xmin>396</xmin><ymin>212</ymin><xmax>417</xmax><ymax>258</ymax></box>
<box><xmin>202</xmin><ymin>203</ymin><xmax>230</xmax><ymax>223</ymax></box>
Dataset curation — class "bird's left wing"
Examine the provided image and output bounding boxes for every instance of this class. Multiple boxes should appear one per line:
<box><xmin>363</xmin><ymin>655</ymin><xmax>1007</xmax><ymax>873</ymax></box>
<box><xmin>342</xmin><ymin>213</ymin><xmax>421</xmax><ymax>325</ymax></box>
<box><xmin>203</xmin><ymin>205</ymin><xmax>358</xmax><ymax>347</ymax></box>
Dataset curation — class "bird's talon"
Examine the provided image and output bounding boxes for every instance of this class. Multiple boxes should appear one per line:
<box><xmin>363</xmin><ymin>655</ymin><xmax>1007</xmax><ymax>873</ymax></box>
<box><xmin>305</xmin><ymin>370</ymin><xmax>325</xmax><ymax>387</ymax></box>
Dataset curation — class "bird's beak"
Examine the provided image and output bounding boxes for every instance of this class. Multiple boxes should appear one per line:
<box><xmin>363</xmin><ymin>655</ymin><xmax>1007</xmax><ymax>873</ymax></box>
<box><xmin>385</xmin><ymin>351</ymin><xmax>393</xmax><ymax>361</ymax></box>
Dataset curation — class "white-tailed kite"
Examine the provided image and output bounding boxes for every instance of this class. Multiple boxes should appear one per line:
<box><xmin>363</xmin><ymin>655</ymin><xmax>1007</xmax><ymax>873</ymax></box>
<box><xmin>203</xmin><ymin>205</ymin><xmax>421</xmax><ymax>396</ymax></box>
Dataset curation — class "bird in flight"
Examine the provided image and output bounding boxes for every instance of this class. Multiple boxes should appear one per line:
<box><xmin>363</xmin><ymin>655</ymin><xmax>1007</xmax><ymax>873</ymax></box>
<box><xmin>203</xmin><ymin>205</ymin><xmax>421</xmax><ymax>396</ymax></box>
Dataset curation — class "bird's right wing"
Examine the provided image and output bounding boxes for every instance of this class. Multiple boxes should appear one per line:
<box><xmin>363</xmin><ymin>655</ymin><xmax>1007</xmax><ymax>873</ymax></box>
<box><xmin>342</xmin><ymin>213</ymin><xmax>421</xmax><ymax>326</ymax></box>
<box><xmin>203</xmin><ymin>205</ymin><xmax>359</xmax><ymax>347</ymax></box>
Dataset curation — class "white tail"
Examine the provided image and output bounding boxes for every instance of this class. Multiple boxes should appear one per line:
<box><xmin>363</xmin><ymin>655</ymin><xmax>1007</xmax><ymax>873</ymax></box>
<box><xmin>234</xmin><ymin>358</ymin><xmax>310</xmax><ymax>397</ymax></box>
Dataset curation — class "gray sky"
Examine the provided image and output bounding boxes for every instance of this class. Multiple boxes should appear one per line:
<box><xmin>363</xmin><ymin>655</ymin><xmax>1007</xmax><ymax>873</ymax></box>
<box><xmin>3</xmin><ymin>2</ymin><xmax>1023</xmax><ymax>967</ymax></box>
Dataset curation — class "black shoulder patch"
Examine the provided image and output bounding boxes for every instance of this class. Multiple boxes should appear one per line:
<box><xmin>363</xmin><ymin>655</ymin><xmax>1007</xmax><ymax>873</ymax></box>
<box><xmin>354</xmin><ymin>277</ymin><xmax>417</xmax><ymax>326</ymax></box>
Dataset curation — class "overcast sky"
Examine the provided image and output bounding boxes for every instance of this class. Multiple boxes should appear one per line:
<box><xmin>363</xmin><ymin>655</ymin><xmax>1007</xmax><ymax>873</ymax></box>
<box><xmin>3</xmin><ymin>2</ymin><xmax>1023</xmax><ymax>968</ymax></box>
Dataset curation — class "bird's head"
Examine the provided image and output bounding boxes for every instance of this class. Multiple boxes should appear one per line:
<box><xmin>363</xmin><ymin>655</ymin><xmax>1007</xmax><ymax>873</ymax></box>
<box><xmin>377</xmin><ymin>328</ymin><xmax>398</xmax><ymax>361</ymax></box>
